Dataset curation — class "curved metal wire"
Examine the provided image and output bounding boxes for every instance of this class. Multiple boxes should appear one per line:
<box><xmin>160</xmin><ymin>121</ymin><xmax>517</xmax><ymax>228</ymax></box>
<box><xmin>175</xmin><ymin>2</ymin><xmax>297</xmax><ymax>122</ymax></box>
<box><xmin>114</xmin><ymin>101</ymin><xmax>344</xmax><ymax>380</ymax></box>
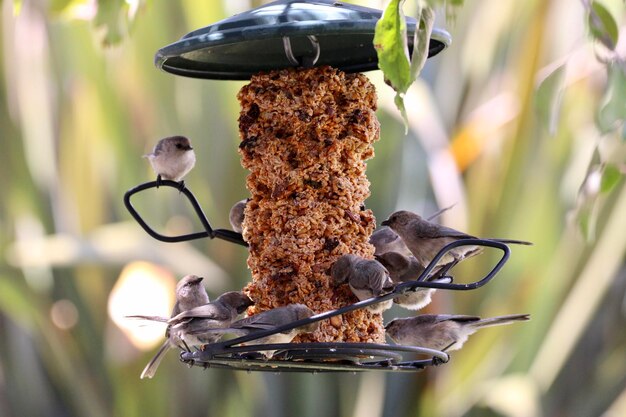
<box><xmin>181</xmin><ymin>342</ymin><xmax>449</xmax><ymax>373</ymax></box>
<box><xmin>181</xmin><ymin>238</ymin><xmax>508</xmax><ymax>346</ymax></box>
<box><xmin>124</xmin><ymin>180</ymin><xmax>515</xmax><ymax>372</ymax></box>
<box><xmin>176</xmin><ymin>240</ymin><xmax>509</xmax><ymax>372</ymax></box>
<box><xmin>123</xmin><ymin>180</ymin><xmax>248</xmax><ymax>246</ymax></box>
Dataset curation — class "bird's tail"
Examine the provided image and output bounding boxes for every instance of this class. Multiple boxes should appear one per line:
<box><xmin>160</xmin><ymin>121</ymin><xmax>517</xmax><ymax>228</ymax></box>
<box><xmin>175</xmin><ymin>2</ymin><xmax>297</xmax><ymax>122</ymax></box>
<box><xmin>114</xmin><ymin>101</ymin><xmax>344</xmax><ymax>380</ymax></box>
<box><xmin>489</xmin><ymin>239</ymin><xmax>533</xmax><ymax>246</ymax></box>
<box><xmin>472</xmin><ymin>314</ymin><xmax>530</xmax><ymax>329</ymax></box>
<box><xmin>426</xmin><ymin>203</ymin><xmax>456</xmax><ymax>221</ymax></box>
<box><xmin>140</xmin><ymin>340</ymin><xmax>171</xmax><ymax>379</ymax></box>
<box><xmin>126</xmin><ymin>315</ymin><xmax>169</xmax><ymax>323</ymax></box>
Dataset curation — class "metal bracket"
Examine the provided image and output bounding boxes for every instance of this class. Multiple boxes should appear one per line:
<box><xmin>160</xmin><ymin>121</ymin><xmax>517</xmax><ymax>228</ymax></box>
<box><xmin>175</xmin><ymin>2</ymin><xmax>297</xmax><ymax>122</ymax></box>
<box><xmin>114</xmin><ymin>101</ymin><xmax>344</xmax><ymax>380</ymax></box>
<box><xmin>282</xmin><ymin>35</ymin><xmax>321</xmax><ymax>67</ymax></box>
<box><xmin>123</xmin><ymin>180</ymin><xmax>247</xmax><ymax>247</ymax></box>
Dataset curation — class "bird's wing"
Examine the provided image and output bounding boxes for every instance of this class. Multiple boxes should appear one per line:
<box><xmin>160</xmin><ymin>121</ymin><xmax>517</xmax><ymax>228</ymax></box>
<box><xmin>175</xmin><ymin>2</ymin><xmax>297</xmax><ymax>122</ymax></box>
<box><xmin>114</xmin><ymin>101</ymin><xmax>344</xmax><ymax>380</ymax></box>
<box><xmin>125</xmin><ymin>315</ymin><xmax>169</xmax><ymax>323</ymax></box>
<box><xmin>356</xmin><ymin>262</ymin><xmax>394</xmax><ymax>295</ymax></box>
<box><xmin>419</xmin><ymin>220</ymin><xmax>475</xmax><ymax>239</ymax></box>
<box><xmin>179</xmin><ymin>318</ymin><xmax>229</xmax><ymax>334</ymax></box>
<box><xmin>230</xmin><ymin>317</ymin><xmax>279</xmax><ymax>331</ymax></box>
<box><xmin>436</xmin><ymin>315</ymin><xmax>481</xmax><ymax>323</ymax></box>
<box><xmin>229</xmin><ymin>309</ymin><xmax>292</xmax><ymax>331</ymax></box>
<box><xmin>169</xmin><ymin>303</ymin><xmax>231</xmax><ymax>324</ymax></box>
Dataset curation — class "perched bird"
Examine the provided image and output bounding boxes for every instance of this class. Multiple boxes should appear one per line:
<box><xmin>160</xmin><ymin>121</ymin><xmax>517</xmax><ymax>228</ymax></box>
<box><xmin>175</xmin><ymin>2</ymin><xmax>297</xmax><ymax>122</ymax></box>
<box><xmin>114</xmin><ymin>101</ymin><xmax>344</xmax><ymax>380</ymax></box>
<box><xmin>166</xmin><ymin>291</ymin><xmax>254</xmax><ymax>345</ymax></box>
<box><xmin>172</xmin><ymin>274</ymin><xmax>210</xmax><ymax>315</ymax></box>
<box><xmin>331</xmin><ymin>254</ymin><xmax>395</xmax><ymax>313</ymax></box>
<box><xmin>127</xmin><ymin>274</ymin><xmax>210</xmax><ymax>323</ymax></box>
<box><xmin>229</xmin><ymin>198</ymin><xmax>248</xmax><ymax>234</ymax></box>
<box><xmin>381</xmin><ymin>210</ymin><xmax>532</xmax><ymax>268</ymax></box>
<box><xmin>376</xmin><ymin>251</ymin><xmax>452</xmax><ymax>310</ymax></box>
<box><xmin>144</xmin><ymin>136</ymin><xmax>196</xmax><ymax>188</ymax></box>
<box><xmin>131</xmin><ymin>287</ymin><xmax>252</xmax><ymax>379</ymax></box>
<box><xmin>215</xmin><ymin>304</ymin><xmax>318</xmax><ymax>358</ymax></box>
<box><xmin>128</xmin><ymin>274</ymin><xmax>209</xmax><ymax>378</ymax></box>
<box><xmin>385</xmin><ymin>313</ymin><xmax>530</xmax><ymax>352</ymax></box>
<box><xmin>369</xmin><ymin>205</ymin><xmax>454</xmax><ymax>257</ymax></box>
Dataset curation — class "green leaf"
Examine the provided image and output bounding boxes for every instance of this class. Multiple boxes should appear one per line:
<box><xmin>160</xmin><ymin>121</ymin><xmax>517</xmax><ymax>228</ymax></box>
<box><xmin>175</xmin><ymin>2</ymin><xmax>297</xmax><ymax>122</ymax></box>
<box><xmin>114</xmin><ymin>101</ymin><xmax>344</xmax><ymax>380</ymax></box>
<box><xmin>394</xmin><ymin>93</ymin><xmax>408</xmax><ymax>130</ymax></box>
<box><xmin>374</xmin><ymin>0</ymin><xmax>412</xmax><ymax>95</ymax></box>
<box><xmin>597</xmin><ymin>63</ymin><xmax>626</xmax><ymax>133</ymax></box>
<box><xmin>423</xmin><ymin>0</ymin><xmax>464</xmax><ymax>21</ymax></box>
<box><xmin>535</xmin><ymin>63</ymin><xmax>566</xmax><ymax>136</ymax></box>
<box><xmin>588</xmin><ymin>1</ymin><xmax>619</xmax><ymax>50</ymax></box>
<box><xmin>410</xmin><ymin>4</ymin><xmax>435</xmax><ymax>82</ymax></box>
<box><xmin>375</xmin><ymin>1</ymin><xmax>461</xmax><ymax>129</ymax></box>
<box><xmin>600</xmin><ymin>164</ymin><xmax>623</xmax><ymax>193</ymax></box>
<box><xmin>374</xmin><ymin>0</ymin><xmax>411</xmax><ymax>129</ymax></box>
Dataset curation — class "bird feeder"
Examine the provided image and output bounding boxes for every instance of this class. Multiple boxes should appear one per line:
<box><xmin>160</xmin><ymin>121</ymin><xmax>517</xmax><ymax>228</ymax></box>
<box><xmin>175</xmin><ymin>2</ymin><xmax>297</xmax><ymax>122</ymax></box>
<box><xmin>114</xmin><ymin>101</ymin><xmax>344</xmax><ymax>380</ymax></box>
<box><xmin>124</xmin><ymin>0</ymin><xmax>514</xmax><ymax>372</ymax></box>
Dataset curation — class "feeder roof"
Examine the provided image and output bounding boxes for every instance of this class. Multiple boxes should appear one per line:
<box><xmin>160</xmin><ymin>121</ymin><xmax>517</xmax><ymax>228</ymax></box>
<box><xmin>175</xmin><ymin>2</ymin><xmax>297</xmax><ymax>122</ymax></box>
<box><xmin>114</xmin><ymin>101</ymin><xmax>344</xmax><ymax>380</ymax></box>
<box><xmin>155</xmin><ymin>0</ymin><xmax>451</xmax><ymax>80</ymax></box>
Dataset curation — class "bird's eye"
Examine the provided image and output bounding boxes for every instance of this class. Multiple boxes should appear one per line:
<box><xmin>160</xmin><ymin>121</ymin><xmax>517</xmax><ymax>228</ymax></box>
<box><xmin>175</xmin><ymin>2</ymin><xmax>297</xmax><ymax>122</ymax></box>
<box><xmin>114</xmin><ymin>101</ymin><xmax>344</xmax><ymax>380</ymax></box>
<box><xmin>176</xmin><ymin>143</ymin><xmax>183</xmax><ymax>149</ymax></box>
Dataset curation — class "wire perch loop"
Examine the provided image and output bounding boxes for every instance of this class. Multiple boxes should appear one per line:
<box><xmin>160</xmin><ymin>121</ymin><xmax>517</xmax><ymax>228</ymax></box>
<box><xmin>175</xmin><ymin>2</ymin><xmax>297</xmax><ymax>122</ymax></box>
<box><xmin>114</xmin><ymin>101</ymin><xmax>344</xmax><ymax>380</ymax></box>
<box><xmin>123</xmin><ymin>180</ymin><xmax>248</xmax><ymax>247</ymax></box>
<box><xmin>179</xmin><ymin>239</ymin><xmax>511</xmax><ymax>373</ymax></box>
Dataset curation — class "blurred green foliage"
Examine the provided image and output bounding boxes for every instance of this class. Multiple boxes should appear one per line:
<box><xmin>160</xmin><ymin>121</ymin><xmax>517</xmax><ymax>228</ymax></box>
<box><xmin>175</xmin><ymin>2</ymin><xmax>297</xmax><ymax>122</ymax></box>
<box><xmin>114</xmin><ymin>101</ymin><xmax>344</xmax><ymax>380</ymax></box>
<box><xmin>1</xmin><ymin>1</ymin><xmax>625</xmax><ymax>417</ymax></box>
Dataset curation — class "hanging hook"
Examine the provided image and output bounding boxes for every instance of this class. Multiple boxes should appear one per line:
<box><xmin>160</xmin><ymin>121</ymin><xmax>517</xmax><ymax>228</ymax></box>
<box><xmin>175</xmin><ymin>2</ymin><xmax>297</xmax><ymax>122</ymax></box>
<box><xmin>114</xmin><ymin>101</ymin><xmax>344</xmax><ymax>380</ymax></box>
<box><xmin>282</xmin><ymin>35</ymin><xmax>320</xmax><ymax>68</ymax></box>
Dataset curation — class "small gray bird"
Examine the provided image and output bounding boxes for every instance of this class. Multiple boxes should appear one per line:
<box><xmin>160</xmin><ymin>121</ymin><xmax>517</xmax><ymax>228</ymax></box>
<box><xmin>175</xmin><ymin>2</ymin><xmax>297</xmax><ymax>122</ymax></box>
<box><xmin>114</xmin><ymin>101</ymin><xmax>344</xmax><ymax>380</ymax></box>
<box><xmin>133</xmin><ymin>287</ymin><xmax>252</xmax><ymax>379</ymax></box>
<box><xmin>172</xmin><ymin>274</ymin><xmax>210</xmax><ymax>315</ymax></box>
<box><xmin>370</xmin><ymin>205</ymin><xmax>454</xmax><ymax>257</ymax></box>
<box><xmin>166</xmin><ymin>291</ymin><xmax>253</xmax><ymax>345</ymax></box>
<box><xmin>128</xmin><ymin>274</ymin><xmax>210</xmax><ymax>323</ymax></box>
<box><xmin>213</xmin><ymin>304</ymin><xmax>318</xmax><ymax>358</ymax></box>
<box><xmin>376</xmin><ymin>251</ymin><xmax>452</xmax><ymax>311</ymax></box>
<box><xmin>385</xmin><ymin>313</ymin><xmax>530</xmax><ymax>352</ymax></box>
<box><xmin>144</xmin><ymin>136</ymin><xmax>196</xmax><ymax>185</ymax></box>
<box><xmin>229</xmin><ymin>198</ymin><xmax>248</xmax><ymax>234</ymax></box>
<box><xmin>381</xmin><ymin>210</ymin><xmax>532</xmax><ymax>268</ymax></box>
<box><xmin>129</xmin><ymin>274</ymin><xmax>208</xmax><ymax>378</ymax></box>
<box><xmin>331</xmin><ymin>254</ymin><xmax>395</xmax><ymax>313</ymax></box>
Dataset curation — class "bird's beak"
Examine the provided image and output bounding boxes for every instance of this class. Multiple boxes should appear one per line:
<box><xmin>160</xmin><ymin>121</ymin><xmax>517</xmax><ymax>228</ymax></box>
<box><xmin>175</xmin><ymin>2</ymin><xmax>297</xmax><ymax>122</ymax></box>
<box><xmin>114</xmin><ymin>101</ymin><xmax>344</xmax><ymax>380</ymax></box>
<box><xmin>381</xmin><ymin>219</ymin><xmax>390</xmax><ymax>226</ymax></box>
<box><xmin>192</xmin><ymin>276</ymin><xmax>204</xmax><ymax>285</ymax></box>
<box><xmin>186</xmin><ymin>145</ymin><xmax>193</xmax><ymax>151</ymax></box>
<box><xmin>384</xmin><ymin>322</ymin><xmax>391</xmax><ymax>330</ymax></box>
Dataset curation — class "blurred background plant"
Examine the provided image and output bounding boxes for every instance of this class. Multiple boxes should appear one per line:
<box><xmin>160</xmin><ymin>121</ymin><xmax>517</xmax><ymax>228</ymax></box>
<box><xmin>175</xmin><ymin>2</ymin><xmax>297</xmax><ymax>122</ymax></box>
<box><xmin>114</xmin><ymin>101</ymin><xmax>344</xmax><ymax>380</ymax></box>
<box><xmin>1</xmin><ymin>0</ymin><xmax>625</xmax><ymax>416</ymax></box>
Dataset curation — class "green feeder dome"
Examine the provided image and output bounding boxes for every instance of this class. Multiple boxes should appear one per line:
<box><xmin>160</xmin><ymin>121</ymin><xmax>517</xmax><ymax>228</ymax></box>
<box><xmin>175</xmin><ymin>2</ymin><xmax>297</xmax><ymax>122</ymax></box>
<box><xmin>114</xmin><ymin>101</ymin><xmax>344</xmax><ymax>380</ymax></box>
<box><xmin>155</xmin><ymin>0</ymin><xmax>451</xmax><ymax>80</ymax></box>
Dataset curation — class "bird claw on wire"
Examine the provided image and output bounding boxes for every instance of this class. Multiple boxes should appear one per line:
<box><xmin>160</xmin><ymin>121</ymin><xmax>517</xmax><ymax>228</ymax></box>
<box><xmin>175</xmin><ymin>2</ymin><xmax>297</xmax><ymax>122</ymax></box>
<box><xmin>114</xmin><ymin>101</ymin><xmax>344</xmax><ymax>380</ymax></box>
<box><xmin>431</xmin><ymin>355</ymin><xmax>449</xmax><ymax>366</ymax></box>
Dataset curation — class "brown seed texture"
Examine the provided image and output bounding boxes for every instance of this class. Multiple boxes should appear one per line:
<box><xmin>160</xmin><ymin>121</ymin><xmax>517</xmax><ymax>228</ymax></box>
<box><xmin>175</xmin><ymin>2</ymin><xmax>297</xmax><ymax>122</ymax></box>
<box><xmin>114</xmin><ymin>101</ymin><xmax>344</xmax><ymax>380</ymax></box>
<box><xmin>238</xmin><ymin>66</ymin><xmax>383</xmax><ymax>343</ymax></box>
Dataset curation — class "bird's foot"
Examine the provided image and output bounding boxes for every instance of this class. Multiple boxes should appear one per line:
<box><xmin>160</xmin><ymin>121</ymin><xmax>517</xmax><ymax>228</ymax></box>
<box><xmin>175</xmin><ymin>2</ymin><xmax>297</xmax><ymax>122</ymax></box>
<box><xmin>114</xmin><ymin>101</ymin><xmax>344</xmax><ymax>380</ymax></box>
<box><xmin>177</xmin><ymin>180</ymin><xmax>187</xmax><ymax>193</ymax></box>
<box><xmin>432</xmin><ymin>355</ymin><xmax>449</xmax><ymax>366</ymax></box>
<box><xmin>155</xmin><ymin>174</ymin><xmax>163</xmax><ymax>188</ymax></box>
